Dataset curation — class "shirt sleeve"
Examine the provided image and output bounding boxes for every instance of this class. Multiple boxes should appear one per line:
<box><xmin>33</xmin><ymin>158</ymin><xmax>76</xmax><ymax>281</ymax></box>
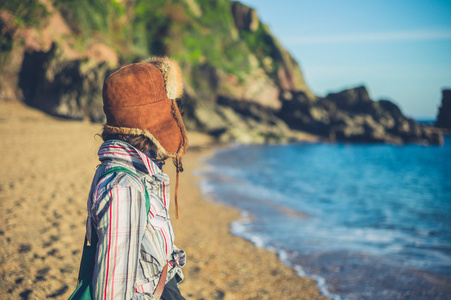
<box><xmin>92</xmin><ymin>184</ymin><xmax>149</xmax><ymax>300</ymax></box>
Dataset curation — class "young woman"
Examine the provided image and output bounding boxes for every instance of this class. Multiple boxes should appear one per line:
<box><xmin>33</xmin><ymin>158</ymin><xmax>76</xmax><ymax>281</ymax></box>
<box><xmin>85</xmin><ymin>57</ymin><xmax>188</xmax><ymax>299</ymax></box>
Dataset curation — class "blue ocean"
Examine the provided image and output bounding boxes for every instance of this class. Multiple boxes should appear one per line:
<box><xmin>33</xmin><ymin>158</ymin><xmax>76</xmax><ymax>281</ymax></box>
<box><xmin>198</xmin><ymin>136</ymin><xmax>451</xmax><ymax>299</ymax></box>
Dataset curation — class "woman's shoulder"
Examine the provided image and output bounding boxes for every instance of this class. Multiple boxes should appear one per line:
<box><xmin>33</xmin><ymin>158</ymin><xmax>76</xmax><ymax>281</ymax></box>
<box><xmin>97</xmin><ymin>170</ymin><xmax>146</xmax><ymax>196</ymax></box>
<box><xmin>91</xmin><ymin>170</ymin><xmax>148</xmax><ymax>218</ymax></box>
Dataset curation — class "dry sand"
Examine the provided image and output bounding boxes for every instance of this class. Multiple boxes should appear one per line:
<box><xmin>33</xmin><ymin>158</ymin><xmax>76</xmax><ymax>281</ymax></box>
<box><xmin>0</xmin><ymin>101</ymin><xmax>327</xmax><ymax>300</ymax></box>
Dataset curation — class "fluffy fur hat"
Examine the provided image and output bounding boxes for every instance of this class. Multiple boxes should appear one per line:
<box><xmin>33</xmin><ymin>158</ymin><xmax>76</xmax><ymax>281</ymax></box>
<box><xmin>102</xmin><ymin>57</ymin><xmax>188</xmax><ymax>159</ymax></box>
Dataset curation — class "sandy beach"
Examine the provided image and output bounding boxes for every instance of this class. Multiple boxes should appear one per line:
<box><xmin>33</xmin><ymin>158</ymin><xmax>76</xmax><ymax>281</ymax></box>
<box><xmin>0</xmin><ymin>101</ymin><xmax>327</xmax><ymax>299</ymax></box>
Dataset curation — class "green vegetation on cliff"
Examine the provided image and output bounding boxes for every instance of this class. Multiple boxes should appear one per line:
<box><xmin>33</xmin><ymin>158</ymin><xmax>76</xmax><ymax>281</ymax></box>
<box><xmin>47</xmin><ymin>0</ymin><xmax>252</xmax><ymax>76</ymax></box>
<box><xmin>0</xmin><ymin>0</ymin><xmax>48</xmax><ymax>28</ymax></box>
<box><xmin>0</xmin><ymin>0</ymin><xmax>48</xmax><ymax>57</ymax></box>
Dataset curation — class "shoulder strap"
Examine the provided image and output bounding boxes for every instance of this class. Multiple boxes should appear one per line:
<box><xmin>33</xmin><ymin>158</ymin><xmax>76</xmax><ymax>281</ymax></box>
<box><xmin>153</xmin><ymin>261</ymin><xmax>169</xmax><ymax>300</ymax></box>
<box><xmin>99</xmin><ymin>166</ymin><xmax>151</xmax><ymax>214</ymax></box>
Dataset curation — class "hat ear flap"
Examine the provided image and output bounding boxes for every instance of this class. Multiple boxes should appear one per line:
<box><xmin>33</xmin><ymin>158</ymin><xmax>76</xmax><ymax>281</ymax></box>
<box><xmin>146</xmin><ymin>57</ymin><xmax>183</xmax><ymax>99</ymax></box>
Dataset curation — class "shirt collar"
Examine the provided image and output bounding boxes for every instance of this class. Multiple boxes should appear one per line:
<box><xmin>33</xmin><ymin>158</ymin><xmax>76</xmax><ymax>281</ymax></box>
<box><xmin>98</xmin><ymin>140</ymin><xmax>163</xmax><ymax>177</ymax></box>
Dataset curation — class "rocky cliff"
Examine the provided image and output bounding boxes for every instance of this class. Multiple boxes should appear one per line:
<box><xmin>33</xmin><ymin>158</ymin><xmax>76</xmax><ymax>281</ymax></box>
<box><xmin>0</xmin><ymin>0</ymin><xmax>443</xmax><ymax>145</ymax></box>
<box><xmin>279</xmin><ymin>86</ymin><xmax>442</xmax><ymax>144</ymax></box>
<box><xmin>435</xmin><ymin>89</ymin><xmax>451</xmax><ymax>131</ymax></box>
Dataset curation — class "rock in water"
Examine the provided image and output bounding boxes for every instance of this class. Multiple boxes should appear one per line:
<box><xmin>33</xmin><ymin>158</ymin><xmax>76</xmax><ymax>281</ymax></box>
<box><xmin>326</xmin><ymin>85</ymin><xmax>371</xmax><ymax>111</ymax></box>
<box><xmin>435</xmin><ymin>89</ymin><xmax>451</xmax><ymax>130</ymax></box>
<box><xmin>279</xmin><ymin>86</ymin><xmax>443</xmax><ymax>145</ymax></box>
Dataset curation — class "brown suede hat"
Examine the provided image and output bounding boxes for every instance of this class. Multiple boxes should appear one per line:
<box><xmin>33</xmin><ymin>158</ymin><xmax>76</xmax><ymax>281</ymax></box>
<box><xmin>102</xmin><ymin>57</ymin><xmax>188</xmax><ymax>218</ymax></box>
<box><xmin>103</xmin><ymin>57</ymin><xmax>188</xmax><ymax>159</ymax></box>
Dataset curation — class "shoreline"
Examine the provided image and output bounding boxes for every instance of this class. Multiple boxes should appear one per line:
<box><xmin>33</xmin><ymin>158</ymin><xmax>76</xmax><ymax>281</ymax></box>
<box><xmin>0</xmin><ymin>101</ymin><xmax>327</xmax><ymax>299</ymax></box>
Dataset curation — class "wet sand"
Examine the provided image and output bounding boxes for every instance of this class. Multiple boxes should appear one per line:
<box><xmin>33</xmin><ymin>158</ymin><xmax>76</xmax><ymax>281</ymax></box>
<box><xmin>0</xmin><ymin>101</ymin><xmax>327</xmax><ymax>299</ymax></box>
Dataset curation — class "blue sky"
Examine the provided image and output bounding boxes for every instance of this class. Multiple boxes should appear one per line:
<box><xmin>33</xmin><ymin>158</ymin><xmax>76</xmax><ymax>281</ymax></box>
<box><xmin>240</xmin><ymin>0</ymin><xmax>451</xmax><ymax>119</ymax></box>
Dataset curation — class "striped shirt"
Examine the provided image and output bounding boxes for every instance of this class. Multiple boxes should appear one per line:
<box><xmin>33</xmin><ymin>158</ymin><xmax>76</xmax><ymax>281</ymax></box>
<box><xmin>86</xmin><ymin>140</ymin><xmax>185</xmax><ymax>300</ymax></box>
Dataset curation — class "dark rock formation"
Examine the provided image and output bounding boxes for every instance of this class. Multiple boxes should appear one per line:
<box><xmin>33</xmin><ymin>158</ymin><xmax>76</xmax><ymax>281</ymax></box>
<box><xmin>326</xmin><ymin>86</ymin><xmax>372</xmax><ymax>111</ymax></box>
<box><xmin>231</xmin><ymin>1</ymin><xmax>259</xmax><ymax>32</ymax></box>
<box><xmin>19</xmin><ymin>43</ymin><xmax>109</xmax><ymax>122</ymax></box>
<box><xmin>435</xmin><ymin>89</ymin><xmax>451</xmax><ymax>131</ymax></box>
<box><xmin>279</xmin><ymin>86</ymin><xmax>443</xmax><ymax>145</ymax></box>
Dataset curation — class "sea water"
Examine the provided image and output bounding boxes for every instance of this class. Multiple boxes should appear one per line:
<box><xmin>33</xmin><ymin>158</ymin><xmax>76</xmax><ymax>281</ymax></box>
<box><xmin>198</xmin><ymin>136</ymin><xmax>451</xmax><ymax>299</ymax></box>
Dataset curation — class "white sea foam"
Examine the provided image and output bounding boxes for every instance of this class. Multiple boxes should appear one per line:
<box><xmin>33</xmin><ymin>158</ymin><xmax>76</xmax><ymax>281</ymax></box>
<box><xmin>277</xmin><ymin>249</ymin><xmax>341</xmax><ymax>300</ymax></box>
<box><xmin>313</xmin><ymin>274</ymin><xmax>341</xmax><ymax>300</ymax></box>
<box><xmin>240</xmin><ymin>210</ymin><xmax>250</xmax><ymax>218</ymax></box>
<box><xmin>248</xmin><ymin>234</ymin><xmax>266</xmax><ymax>248</ymax></box>
<box><xmin>231</xmin><ymin>218</ymin><xmax>268</xmax><ymax>249</ymax></box>
<box><xmin>198</xmin><ymin>180</ymin><xmax>214</xmax><ymax>195</ymax></box>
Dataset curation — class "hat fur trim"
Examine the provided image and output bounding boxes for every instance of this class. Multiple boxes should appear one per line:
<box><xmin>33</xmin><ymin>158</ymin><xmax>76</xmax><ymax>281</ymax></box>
<box><xmin>103</xmin><ymin>97</ymin><xmax>188</xmax><ymax>158</ymax></box>
<box><xmin>145</xmin><ymin>57</ymin><xmax>183</xmax><ymax>99</ymax></box>
<box><xmin>103</xmin><ymin>124</ymin><xmax>183</xmax><ymax>159</ymax></box>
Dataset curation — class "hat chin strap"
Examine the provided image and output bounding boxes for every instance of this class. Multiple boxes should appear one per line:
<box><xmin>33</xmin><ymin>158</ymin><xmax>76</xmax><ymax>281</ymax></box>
<box><xmin>173</xmin><ymin>156</ymin><xmax>183</xmax><ymax>219</ymax></box>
